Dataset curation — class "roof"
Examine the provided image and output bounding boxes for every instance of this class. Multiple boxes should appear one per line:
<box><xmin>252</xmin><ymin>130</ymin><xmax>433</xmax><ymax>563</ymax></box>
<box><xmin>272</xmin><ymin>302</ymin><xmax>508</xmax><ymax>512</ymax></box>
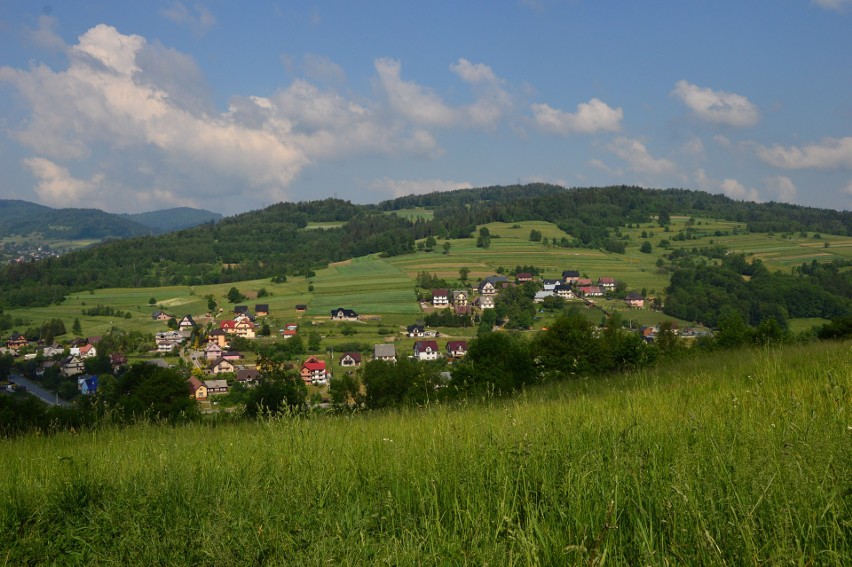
<box><xmin>236</xmin><ymin>368</ymin><xmax>260</xmax><ymax>382</ymax></box>
<box><xmin>625</xmin><ymin>292</ymin><xmax>644</xmax><ymax>300</ymax></box>
<box><xmin>203</xmin><ymin>379</ymin><xmax>229</xmax><ymax>389</ymax></box>
<box><xmin>302</xmin><ymin>357</ymin><xmax>326</xmax><ymax>371</ymax></box>
<box><xmin>446</xmin><ymin>340</ymin><xmax>468</xmax><ymax>350</ymax></box>
<box><xmin>373</xmin><ymin>344</ymin><xmax>396</xmax><ymax>358</ymax></box>
<box><xmin>340</xmin><ymin>352</ymin><xmax>362</xmax><ymax>363</ymax></box>
<box><xmin>234</xmin><ymin>305</ymin><xmax>249</xmax><ymax>313</ymax></box>
<box><xmin>562</xmin><ymin>270</ymin><xmax>580</xmax><ymax>278</ymax></box>
<box><xmin>598</xmin><ymin>276</ymin><xmax>616</xmax><ymax>284</ymax></box>
<box><xmin>188</xmin><ymin>376</ymin><xmax>204</xmax><ymax>392</ymax></box>
<box><xmin>179</xmin><ymin>315</ymin><xmax>196</xmax><ymax>326</ymax></box>
<box><xmin>407</xmin><ymin>324</ymin><xmax>424</xmax><ymax>331</ymax></box>
<box><xmin>331</xmin><ymin>307</ymin><xmax>358</xmax><ymax>318</ymax></box>
<box><xmin>255</xmin><ymin>304</ymin><xmax>269</xmax><ymax>311</ymax></box>
<box><xmin>295</xmin><ymin>304</ymin><xmax>308</xmax><ymax>310</ymax></box>
<box><xmin>432</xmin><ymin>288</ymin><xmax>449</xmax><ymax>296</ymax></box>
<box><xmin>414</xmin><ymin>340</ymin><xmax>440</xmax><ymax>353</ymax></box>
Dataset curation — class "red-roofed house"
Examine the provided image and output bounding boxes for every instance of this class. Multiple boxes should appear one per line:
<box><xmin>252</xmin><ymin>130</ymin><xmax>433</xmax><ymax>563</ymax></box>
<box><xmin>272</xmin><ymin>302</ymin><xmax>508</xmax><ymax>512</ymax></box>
<box><xmin>413</xmin><ymin>340</ymin><xmax>440</xmax><ymax>361</ymax></box>
<box><xmin>340</xmin><ymin>352</ymin><xmax>362</xmax><ymax>367</ymax></box>
<box><xmin>598</xmin><ymin>277</ymin><xmax>616</xmax><ymax>290</ymax></box>
<box><xmin>446</xmin><ymin>340</ymin><xmax>468</xmax><ymax>358</ymax></box>
<box><xmin>301</xmin><ymin>356</ymin><xmax>328</xmax><ymax>384</ymax></box>
<box><xmin>432</xmin><ymin>289</ymin><xmax>450</xmax><ymax>307</ymax></box>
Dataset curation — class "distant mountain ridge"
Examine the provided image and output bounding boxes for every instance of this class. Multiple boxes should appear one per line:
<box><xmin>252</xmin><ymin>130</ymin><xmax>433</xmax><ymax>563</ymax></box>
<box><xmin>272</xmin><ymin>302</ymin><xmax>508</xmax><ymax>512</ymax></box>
<box><xmin>0</xmin><ymin>199</ymin><xmax>222</xmax><ymax>239</ymax></box>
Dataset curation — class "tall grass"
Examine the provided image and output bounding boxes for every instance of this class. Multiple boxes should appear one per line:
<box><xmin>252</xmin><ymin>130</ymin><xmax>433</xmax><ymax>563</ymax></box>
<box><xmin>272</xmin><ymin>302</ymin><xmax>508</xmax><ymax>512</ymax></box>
<box><xmin>2</xmin><ymin>342</ymin><xmax>849</xmax><ymax>564</ymax></box>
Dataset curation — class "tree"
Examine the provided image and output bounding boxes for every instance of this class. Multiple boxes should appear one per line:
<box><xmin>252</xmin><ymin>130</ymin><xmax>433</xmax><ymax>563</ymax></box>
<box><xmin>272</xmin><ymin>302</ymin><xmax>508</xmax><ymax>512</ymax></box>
<box><xmin>658</xmin><ymin>209</ymin><xmax>671</xmax><ymax>226</ymax></box>
<box><xmin>456</xmin><ymin>332</ymin><xmax>534</xmax><ymax>394</ymax></box>
<box><xmin>307</xmin><ymin>331</ymin><xmax>322</xmax><ymax>352</ymax></box>
<box><xmin>476</xmin><ymin>227</ymin><xmax>491</xmax><ymax>248</ymax></box>
<box><xmin>227</xmin><ymin>287</ymin><xmax>244</xmax><ymax>303</ymax></box>
<box><xmin>459</xmin><ymin>267</ymin><xmax>470</xmax><ymax>282</ymax></box>
<box><xmin>329</xmin><ymin>372</ymin><xmax>362</xmax><ymax>410</ymax></box>
<box><xmin>529</xmin><ymin>229</ymin><xmax>542</xmax><ymax>242</ymax></box>
<box><xmin>109</xmin><ymin>363</ymin><xmax>199</xmax><ymax>423</ymax></box>
<box><xmin>167</xmin><ymin>317</ymin><xmax>178</xmax><ymax>330</ymax></box>
<box><xmin>442</xmin><ymin>241</ymin><xmax>451</xmax><ymax>254</ymax></box>
<box><xmin>148</xmin><ymin>297</ymin><xmax>157</xmax><ymax>305</ymax></box>
<box><xmin>425</xmin><ymin>236</ymin><xmax>437</xmax><ymax>251</ymax></box>
<box><xmin>640</xmin><ymin>241</ymin><xmax>653</xmax><ymax>254</ymax></box>
<box><xmin>72</xmin><ymin>318</ymin><xmax>82</xmax><ymax>335</ymax></box>
<box><xmin>257</xmin><ymin>287</ymin><xmax>269</xmax><ymax>298</ymax></box>
<box><xmin>244</xmin><ymin>359</ymin><xmax>306</xmax><ymax>417</ymax></box>
<box><xmin>206</xmin><ymin>296</ymin><xmax>217</xmax><ymax>312</ymax></box>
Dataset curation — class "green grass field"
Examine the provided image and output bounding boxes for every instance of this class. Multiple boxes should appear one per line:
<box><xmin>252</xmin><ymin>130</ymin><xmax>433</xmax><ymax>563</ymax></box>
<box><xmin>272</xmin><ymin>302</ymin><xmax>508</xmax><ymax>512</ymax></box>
<box><xmin>2</xmin><ymin>341</ymin><xmax>849</xmax><ymax>564</ymax></box>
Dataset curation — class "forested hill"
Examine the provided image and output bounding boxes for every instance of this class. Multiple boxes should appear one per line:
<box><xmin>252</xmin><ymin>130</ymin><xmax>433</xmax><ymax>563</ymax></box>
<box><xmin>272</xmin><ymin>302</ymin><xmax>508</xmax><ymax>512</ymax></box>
<box><xmin>0</xmin><ymin>200</ymin><xmax>222</xmax><ymax>239</ymax></box>
<box><xmin>1</xmin><ymin>185</ymin><xmax>850</xmax><ymax>308</ymax></box>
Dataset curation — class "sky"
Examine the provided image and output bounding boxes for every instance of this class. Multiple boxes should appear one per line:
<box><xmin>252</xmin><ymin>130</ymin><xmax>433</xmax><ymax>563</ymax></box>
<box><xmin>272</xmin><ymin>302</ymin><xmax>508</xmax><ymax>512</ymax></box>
<box><xmin>0</xmin><ymin>1</ymin><xmax>851</xmax><ymax>215</ymax></box>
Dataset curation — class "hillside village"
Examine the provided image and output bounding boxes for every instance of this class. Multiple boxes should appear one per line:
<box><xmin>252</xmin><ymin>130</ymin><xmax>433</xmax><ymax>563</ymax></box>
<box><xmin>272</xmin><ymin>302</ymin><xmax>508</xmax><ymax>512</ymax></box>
<box><xmin>1</xmin><ymin>264</ymin><xmax>705</xmax><ymax>405</ymax></box>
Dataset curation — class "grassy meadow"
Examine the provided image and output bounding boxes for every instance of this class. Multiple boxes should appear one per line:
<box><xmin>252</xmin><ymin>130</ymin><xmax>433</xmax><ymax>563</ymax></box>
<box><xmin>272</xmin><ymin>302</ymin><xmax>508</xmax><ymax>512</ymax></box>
<box><xmin>1</xmin><ymin>341</ymin><xmax>849</xmax><ymax>564</ymax></box>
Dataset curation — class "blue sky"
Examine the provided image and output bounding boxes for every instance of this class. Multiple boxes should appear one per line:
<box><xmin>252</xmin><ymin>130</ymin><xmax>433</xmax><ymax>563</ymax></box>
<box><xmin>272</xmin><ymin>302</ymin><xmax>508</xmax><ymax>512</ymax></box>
<box><xmin>1</xmin><ymin>1</ymin><xmax>850</xmax><ymax>214</ymax></box>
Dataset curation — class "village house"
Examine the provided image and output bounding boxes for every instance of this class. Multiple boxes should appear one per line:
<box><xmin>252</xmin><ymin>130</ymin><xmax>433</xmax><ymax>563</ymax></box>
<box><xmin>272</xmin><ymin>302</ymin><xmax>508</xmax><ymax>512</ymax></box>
<box><xmin>477</xmin><ymin>275</ymin><xmax>509</xmax><ymax>296</ymax></box>
<box><xmin>330</xmin><ymin>307</ymin><xmax>359</xmax><ymax>321</ymax></box>
<box><xmin>598</xmin><ymin>277</ymin><xmax>616</xmax><ymax>291</ymax></box>
<box><xmin>236</xmin><ymin>368</ymin><xmax>260</xmax><ymax>386</ymax></box>
<box><xmin>295</xmin><ymin>304</ymin><xmax>308</xmax><ymax>312</ymax></box>
<box><xmin>451</xmin><ymin>290</ymin><xmax>469</xmax><ymax>306</ymax></box>
<box><xmin>77</xmin><ymin>375</ymin><xmax>98</xmax><ymax>395</ymax></box>
<box><xmin>255</xmin><ymin>304</ymin><xmax>269</xmax><ymax>317</ymax></box>
<box><xmin>281</xmin><ymin>328</ymin><xmax>298</xmax><ymax>339</ymax></box>
<box><xmin>561</xmin><ymin>270</ymin><xmax>580</xmax><ymax>283</ymax></box>
<box><xmin>222</xmin><ymin>351</ymin><xmax>243</xmax><ymax>361</ymax></box>
<box><xmin>301</xmin><ymin>356</ymin><xmax>329</xmax><ymax>384</ymax></box>
<box><xmin>61</xmin><ymin>355</ymin><xmax>85</xmax><ymax>377</ymax></box>
<box><xmin>555</xmin><ymin>283</ymin><xmax>575</xmax><ymax>299</ymax></box>
<box><xmin>204</xmin><ymin>343</ymin><xmax>223</xmax><ymax>361</ymax></box>
<box><xmin>110</xmin><ymin>352</ymin><xmax>128</xmax><ymax>372</ymax></box>
<box><xmin>151</xmin><ymin>311</ymin><xmax>173</xmax><ymax>321</ymax></box>
<box><xmin>203</xmin><ymin>379</ymin><xmax>230</xmax><ymax>395</ymax></box>
<box><xmin>339</xmin><ymin>352</ymin><xmax>362</xmax><ymax>368</ymax></box>
<box><xmin>209</xmin><ymin>357</ymin><xmax>235</xmax><ymax>375</ymax></box>
<box><xmin>515</xmin><ymin>272</ymin><xmax>533</xmax><ymax>283</ymax></box>
<box><xmin>234</xmin><ymin>320</ymin><xmax>256</xmax><ymax>338</ymax></box>
<box><xmin>578</xmin><ymin>285</ymin><xmax>604</xmax><ymax>297</ymax></box>
<box><xmin>473</xmin><ymin>295</ymin><xmax>495</xmax><ymax>309</ymax></box>
<box><xmin>446</xmin><ymin>340</ymin><xmax>468</xmax><ymax>358</ymax></box>
<box><xmin>373</xmin><ymin>343</ymin><xmax>396</xmax><ymax>362</ymax></box>
<box><xmin>625</xmin><ymin>292</ymin><xmax>645</xmax><ymax>308</ymax></box>
<box><xmin>207</xmin><ymin>328</ymin><xmax>229</xmax><ymax>347</ymax></box>
<box><xmin>575</xmin><ymin>277</ymin><xmax>593</xmax><ymax>287</ymax></box>
<box><xmin>407</xmin><ymin>324</ymin><xmax>425</xmax><ymax>337</ymax></box>
<box><xmin>431</xmin><ymin>289</ymin><xmax>450</xmax><ymax>307</ymax></box>
<box><xmin>70</xmin><ymin>343</ymin><xmax>97</xmax><ymax>358</ymax></box>
<box><xmin>188</xmin><ymin>376</ymin><xmax>208</xmax><ymax>400</ymax></box>
<box><xmin>234</xmin><ymin>305</ymin><xmax>249</xmax><ymax>316</ymax></box>
<box><xmin>542</xmin><ymin>279</ymin><xmax>561</xmax><ymax>291</ymax></box>
<box><xmin>178</xmin><ymin>315</ymin><xmax>196</xmax><ymax>331</ymax></box>
<box><xmin>6</xmin><ymin>333</ymin><xmax>28</xmax><ymax>350</ymax></box>
<box><xmin>413</xmin><ymin>340</ymin><xmax>440</xmax><ymax>361</ymax></box>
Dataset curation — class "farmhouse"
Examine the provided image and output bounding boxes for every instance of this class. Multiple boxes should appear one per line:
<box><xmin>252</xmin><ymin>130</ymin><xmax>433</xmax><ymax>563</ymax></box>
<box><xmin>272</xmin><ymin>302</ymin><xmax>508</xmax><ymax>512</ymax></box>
<box><xmin>561</xmin><ymin>270</ymin><xmax>580</xmax><ymax>283</ymax></box>
<box><xmin>431</xmin><ymin>289</ymin><xmax>450</xmax><ymax>307</ymax></box>
<box><xmin>515</xmin><ymin>272</ymin><xmax>533</xmax><ymax>283</ymax></box>
<box><xmin>188</xmin><ymin>377</ymin><xmax>208</xmax><ymax>400</ymax></box>
<box><xmin>598</xmin><ymin>276</ymin><xmax>616</xmax><ymax>291</ymax></box>
<box><xmin>555</xmin><ymin>283</ymin><xmax>575</xmax><ymax>299</ymax></box>
<box><xmin>407</xmin><ymin>324</ymin><xmax>425</xmax><ymax>337</ymax></box>
<box><xmin>203</xmin><ymin>379</ymin><xmax>230</xmax><ymax>395</ymax></box>
<box><xmin>207</xmin><ymin>329</ymin><xmax>229</xmax><ymax>347</ymax></box>
<box><xmin>413</xmin><ymin>340</ymin><xmax>440</xmax><ymax>361</ymax></box>
<box><xmin>209</xmin><ymin>357</ymin><xmax>235</xmax><ymax>375</ymax></box>
<box><xmin>331</xmin><ymin>308</ymin><xmax>359</xmax><ymax>321</ymax></box>
<box><xmin>625</xmin><ymin>292</ymin><xmax>645</xmax><ymax>308</ymax></box>
<box><xmin>473</xmin><ymin>295</ymin><xmax>495</xmax><ymax>309</ymax></box>
<box><xmin>6</xmin><ymin>333</ymin><xmax>28</xmax><ymax>350</ymax></box>
<box><xmin>446</xmin><ymin>340</ymin><xmax>468</xmax><ymax>358</ymax></box>
<box><xmin>61</xmin><ymin>355</ymin><xmax>84</xmax><ymax>377</ymax></box>
<box><xmin>373</xmin><ymin>343</ymin><xmax>396</xmax><ymax>362</ymax></box>
<box><xmin>204</xmin><ymin>343</ymin><xmax>223</xmax><ymax>361</ymax></box>
<box><xmin>77</xmin><ymin>375</ymin><xmax>98</xmax><ymax>395</ymax></box>
<box><xmin>178</xmin><ymin>315</ymin><xmax>196</xmax><ymax>330</ymax></box>
<box><xmin>301</xmin><ymin>356</ymin><xmax>329</xmax><ymax>384</ymax></box>
<box><xmin>451</xmin><ymin>290</ymin><xmax>469</xmax><ymax>306</ymax></box>
<box><xmin>151</xmin><ymin>311</ymin><xmax>172</xmax><ymax>321</ymax></box>
<box><xmin>340</xmin><ymin>352</ymin><xmax>362</xmax><ymax>367</ymax></box>
<box><xmin>255</xmin><ymin>304</ymin><xmax>269</xmax><ymax>317</ymax></box>
<box><xmin>236</xmin><ymin>368</ymin><xmax>260</xmax><ymax>386</ymax></box>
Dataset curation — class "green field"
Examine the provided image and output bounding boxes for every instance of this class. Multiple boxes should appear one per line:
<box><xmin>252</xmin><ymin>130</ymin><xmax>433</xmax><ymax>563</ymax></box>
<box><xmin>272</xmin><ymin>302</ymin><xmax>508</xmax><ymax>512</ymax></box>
<box><xmin>2</xmin><ymin>342</ymin><xmax>849</xmax><ymax>564</ymax></box>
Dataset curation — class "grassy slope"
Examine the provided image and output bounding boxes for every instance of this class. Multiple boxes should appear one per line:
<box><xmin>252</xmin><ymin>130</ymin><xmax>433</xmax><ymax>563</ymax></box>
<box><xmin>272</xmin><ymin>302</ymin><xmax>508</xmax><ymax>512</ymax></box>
<box><xmin>1</xmin><ymin>341</ymin><xmax>849</xmax><ymax>564</ymax></box>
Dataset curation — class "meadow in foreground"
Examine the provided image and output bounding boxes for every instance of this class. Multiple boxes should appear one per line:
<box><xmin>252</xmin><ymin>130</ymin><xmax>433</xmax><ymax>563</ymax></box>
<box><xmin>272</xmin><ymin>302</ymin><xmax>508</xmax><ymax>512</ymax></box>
<box><xmin>1</xmin><ymin>341</ymin><xmax>849</xmax><ymax>565</ymax></box>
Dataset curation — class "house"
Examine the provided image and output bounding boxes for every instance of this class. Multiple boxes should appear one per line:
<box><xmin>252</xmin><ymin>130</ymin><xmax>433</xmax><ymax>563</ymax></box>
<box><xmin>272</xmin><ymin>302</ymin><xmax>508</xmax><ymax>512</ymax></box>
<box><xmin>555</xmin><ymin>283</ymin><xmax>575</xmax><ymax>299</ymax></box>
<box><xmin>61</xmin><ymin>355</ymin><xmax>85</xmax><ymax>377</ymax></box>
<box><xmin>73</xmin><ymin>343</ymin><xmax>97</xmax><ymax>358</ymax></box>
<box><xmin>234</xmin><ymin>311</ymin><xmax>255</xmax><ymax>324</ymax></box>
<box><xmin>452</xmin><ymin>290</ymin><xmax>469</xmax><ymax>306</ymax></box>
<box><xmin>561</xmin><ymin>270</ymin><xmax>580</xmax><ymax>283</ymax></box>
<box><xmin>598</xmin><ymin>277</ymin><xmax>616</xmax><ymax>291</ymax></box>
<box><xmin>77</xmin><ymin>374</ymin><xmax>98</xmax><ymax>395</ymax></box>
<box><xmin>373</xmin><ymin>343</ymin><xmax>396</xmax><ymax>362</ymax></box>
<box><xmin>207</xmin><ymin>328</ymin><xmax>229</xmax><ymax>347</ymax></box>
<box><xmin>209</xmin><ymin>357</ymin><xmax>235</xmax><ymax>375</ymax></box>
<box><xmin>625</xmin><ymin>292</ymin><xmax>645</xmax><ymax>308</ymax></box>
<box><xmin>330</xmin><ymin>307</ymin><xmax>359</xmax><ymax>321</ymax></box>
<box><xmin>37</xmin><ymin>360</ymin><xmax>58</xmax><ymax>377</ymax></box>
<box><xmin>432</xmin><ymin>289</ymin><xmax>450</xmax><ymax>307</ymax></box>
<box><xmin>301</xmin><ymin>356</ymin><xmax>328</xmax><ymax>384</ymax></box>
<box><xmin>188</xmin><ymin>376</ymin><xmax>208</xmax><ymax>400</ymax></box>
<box><xmin>413</xmin><ymin>340</ymin><xmax>440</xmax><ymax>361</ymax></box>
<box><xmin>407</xmin><ymin>324</ymin><xmax>425</xmax><ymax>337</ymax></box>
<box><xmin>515</xmin><ymin>272</ymin><xmax>533</xmax><ymax>283</ymax></box>
<box><xmin>340</xmin><ymin>352</ymin><xmax>362</xmax><ymax>367</ymax></box>
<box><xmin>534</xmin><ymin>290</ymin><xmax>555</xmax><ymax>303</ymax></box>
<box><xmin>204</xmin><ymin>343</ymin><xmax>223</xmax><ymax>361</ymax></box>
<box><xmin>236</xmin><ymin>368</ymin><xmax>260</xmax><ymax>386</ymax></box>
<box><xmin>295</xmin><ymin>304</ymin><xmax>308</xmax><ymax>312</ymax></box>
<box><xmin>578</xmin><ymin>285</ymin><xmax>604</xmax><ymax>297</ymax></box>
<box><xmin>178</xmin><ymin>315</ymin><xmax>196</xmax><ymax>331</ymax></box>
<box><xmin>110</xmin><ymin>352</ymin><xmax>128</xmax><ymax>371</ymax></box>
<box><xmin>234</xmin><ymin>305</ymin><xmax>249</xmax><ymax>316</ymax></box>
<box><xmin>477</xmin><ymin>275</ymin><xmax>509</xmax><ymax>295</ymax></box>
<box><xmin>255</xmin><ymin>304</ymin><xmax>269</xmax><ymax>317</ymax></box>
<box><xmin>41</xmin><ymin>345</ymin><xmax>64</xmax><ymax>358</ymax></box>
<box><xmin>542</xmin><ymin>279</ymin><xmax>560</xmax><ymax>292</ymax></box>
<box><xmin>203</xmin><ymin>379</ymin><xmax>230</xmax><ymax>395</ymax></box>
<box><xmin>576</xmin><ymin>277</ymin><xmax>593</xmax><ymax>287</ymax></box>
<box><xmin>220</xmin><ymin>320</ymin><xmax>238</xmax><ymax>334</ymax></box>
<box><xmin>6</xmin><ymin>333</ymin><xmax>28</xmax><ymax>350</ymax></box>
<box><xmin>446</xmin><ymin>340</ymin><xmax>468</xmax><ymax>358</ymax></box>
<box><xmin>281</xmin><ymin>329</ymin><xmax>298</xmax><ymax>339</ymax></box>
<box><xmin>151</xmin><ymin>311</ymin><xmax>172</xmax><ymax>321</ymax></box>
<box><xmin>473</xmin><ymin>295</ymin><xmax>495</xmax><ymax>309</ymax></box>
<box><xmin>234</xmin><ymin>320</ymin><xmax>256</xmax><ymax>339</ymax></box>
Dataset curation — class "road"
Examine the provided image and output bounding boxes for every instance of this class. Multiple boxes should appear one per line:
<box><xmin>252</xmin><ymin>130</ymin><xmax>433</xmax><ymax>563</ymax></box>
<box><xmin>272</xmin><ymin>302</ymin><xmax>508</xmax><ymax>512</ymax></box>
<box><xmin>9</xmin><ymin>374</ymin><xmax>72</xmax><ymax>407</ymax></box>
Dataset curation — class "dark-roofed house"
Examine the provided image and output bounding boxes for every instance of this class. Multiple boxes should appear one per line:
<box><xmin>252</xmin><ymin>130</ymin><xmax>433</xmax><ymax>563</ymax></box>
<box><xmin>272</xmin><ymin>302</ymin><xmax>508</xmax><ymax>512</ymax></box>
<box><xmin>6</xmin><ymin>333</ymin><xmax>28</xmax><ymax>350</ymax></box>
<box><xmin>209</xmin><ymin>357</ymin><xmax>235</xmax><ymax>375</ymax></box>
<box><xmin>452</xmin><ymin>290</ymin><xmax>469</xmax><ymax>306</ymax></box>
<box><xmin>515</xmin><ymin>273</ymin><xmax>533</xmax><ymax>283</ymax></box>
<box><xmin>151</xmin><ymin>310</ymin><xmax>172</xmax><ymax>321</ymax></box>
<box><xmin>373</xmin><ymin>343</ymin><xmax>396</xmax><ymax>362</ymax></box>
<box><xmin>432</xmin><ymin>289</ymin><xmax>450</xmax><ymax>307</ymax></box>
<box><xmin>331</xmin><ymin>308</ymin><xmax>359</xmax><ymax>321</ymax></box>
<box><xmin>625</xmin><ymin>292</ymin><xmax>645</xmax><ymax>308</ymax></box>
<box><xmin>255</xmin><ymin>304</ymin><xmax>269</xmax><ymax>317</ymax></box>
<box><xmin>178</xmin><ymin>315</ymin><xmax>196</xmax><ymax>331</ymax></box>
<box><xmin>340</xmin><ymin>352</ymin><xmax>362</xmax><ymax>367</ymax></box>
<box><xmin>295</xmin><ymin>304</ymin><xmax>308</xmax><ymax>312</ymax></box>
<box><xmin>562</xmin><ymin>270</ymin><xmax>580</xmax><ymax>283</ymax></box>
<box><xmin>413</xmin><ymin>340</ymin><xmax>440</xmax><ymax>361</ymax></box>
<box><xmin>446</xmin><ymin>340</ymin><xmax>468</xmax><ymax>358</ymax></box>
<box><xmin>236</xmin><ymin>368</ymin><xmax>260</xmax><ymax>386</ymax></box>
<box><xmin>407</xmin><ymin>324</ymin><xmax>425</xmax><ymax>337</ymax></box>
<box><xmin>188</xmin><ymin>377</ymin><xmax>208</xmax><ymax>400</ymax></box>
<box><xmin>234</xmin><ymin>305</ymin><xmax>249</xmax><ymax>315</ymax></box>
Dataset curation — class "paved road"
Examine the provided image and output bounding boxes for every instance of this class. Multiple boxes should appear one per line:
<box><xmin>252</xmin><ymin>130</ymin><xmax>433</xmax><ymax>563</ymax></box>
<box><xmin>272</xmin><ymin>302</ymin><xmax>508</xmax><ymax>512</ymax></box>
<box><xmin>9</xmin><ymin>374</ymin><xmax>72</xmax><ymax>407</ymax></box>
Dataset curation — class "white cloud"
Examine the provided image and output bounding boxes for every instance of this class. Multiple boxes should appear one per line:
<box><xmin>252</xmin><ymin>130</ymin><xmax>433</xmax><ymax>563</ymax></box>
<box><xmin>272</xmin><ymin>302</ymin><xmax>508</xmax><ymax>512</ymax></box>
<box><xmin>25</xmin><ymin>15</ymin><xmax>66</xmax><ymax>51</ymax></box>
<box><xmin>161</xmin><ymin>2</ymin><xmax>216</xmax><ymax>34</ymax></box>
<box><xmin>375</xmin><ymin>58</ymin><xmax>458</xmax><ymax>127</ymax></box>
<box><xmin>764</xmin><ymin>175</ymin><xmax>797</xmax><ymax>202</ymax></box>
<box><xmin>531</xmin><ymin>98</ymin><xmax>622</xmax><ymax>135</ymax></box>
<box><xmin>671</xmin><ymin>80</ymin><xmax>759</xmax><ymax>127</ymax></box>
<box><xmin>302</xmin><ymin>54</ymin><xmax>346</xmax><ymax>84</ymax></box>
<box><xmin>367</xmin><ymin>177</ymin><xmax>473</xmax><ymax>198</ymax></box>
<box><xmin>755</xmin><ymin>137</ymin><xmax>852</xmax><ymax>169</ymax></box>
<box><xmin>23</xmin><ymin>157</ymin><xmax>102</xmax><ymax>204</ymax></box>
<box><xmin>608</xmin><ymin>137</ymin><xmax>676</xmax><ymax>174</ymax></box>
<box><xmin>812</xmin><ymin>0</ymin><xmax>852</xmax><ymax>12</ymax></box>
<box><xmin>720</xmin><ymin>178</ymin><xmax>760</xmax><ymax>202</ymax></box>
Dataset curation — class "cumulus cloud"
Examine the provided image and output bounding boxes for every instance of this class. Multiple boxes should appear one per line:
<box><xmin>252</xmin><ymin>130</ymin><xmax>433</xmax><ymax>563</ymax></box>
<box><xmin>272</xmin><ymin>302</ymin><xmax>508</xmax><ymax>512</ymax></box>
<box><xmin>375</xmin><ymin>58</ymin><xmax>458</xmax><ymax>127</ymax></box>
<box><xmin>531</xmin><ymin>98</ymin><xmax>622</xmax><ymax>135</ymax></box>
<box><xmin>161</xmin><ymin>2</ymin><xmax>216</xmax><ymax>34</ymax></box>
<box><xmin>23</xmin><ymin>157</ymin><xmax>102</xmax><ymax>204</ymax></box>
<box><xmin>608</xmin><ymin>137</ymin><xmax>676</xmax><ymax>174</ymax></box>
<box><xmin>367</xmin><ymin>177</ymin><xmax>473</xmax><ymax>198</ymax></box>
<box><xmin>671</xmin><ymin>80</ymin><xmax>759</xmax><ymax>127</ymax></box>
<box><xmin>755</xmin><ymin>137</ymin><xmax>852</xmax><ymax>169</ymax></box>
<box><xmin>764</xmin><ymin>175</ymin><xmax>797</xmax><ymax>202</ymax></box>
<box><xmin>25</xmin><ymin>14</ymin><xmax>66</xmax><ymax>51</ymax></box>
<box><xmin>721</xmin><ymin>178</ymin><xmax>760</xmax><ymax>202</ymax></box>
<box><xmin>812</xmin><ymin>0</ymin><xmax>852</xmax><ymax>12</ymax></box>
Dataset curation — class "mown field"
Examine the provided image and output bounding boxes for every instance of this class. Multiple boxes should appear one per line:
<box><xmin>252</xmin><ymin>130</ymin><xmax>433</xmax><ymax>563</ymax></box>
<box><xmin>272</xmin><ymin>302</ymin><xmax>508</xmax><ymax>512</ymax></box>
<box><xmin>1</xmin><ymin>341</ymin><xmax>849</xmax><ymax>564</ymax></box>
<box><xmin>6</xmin><ymin>217</ymin><xmax>850</xmax><ymax>342</ymax></box>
